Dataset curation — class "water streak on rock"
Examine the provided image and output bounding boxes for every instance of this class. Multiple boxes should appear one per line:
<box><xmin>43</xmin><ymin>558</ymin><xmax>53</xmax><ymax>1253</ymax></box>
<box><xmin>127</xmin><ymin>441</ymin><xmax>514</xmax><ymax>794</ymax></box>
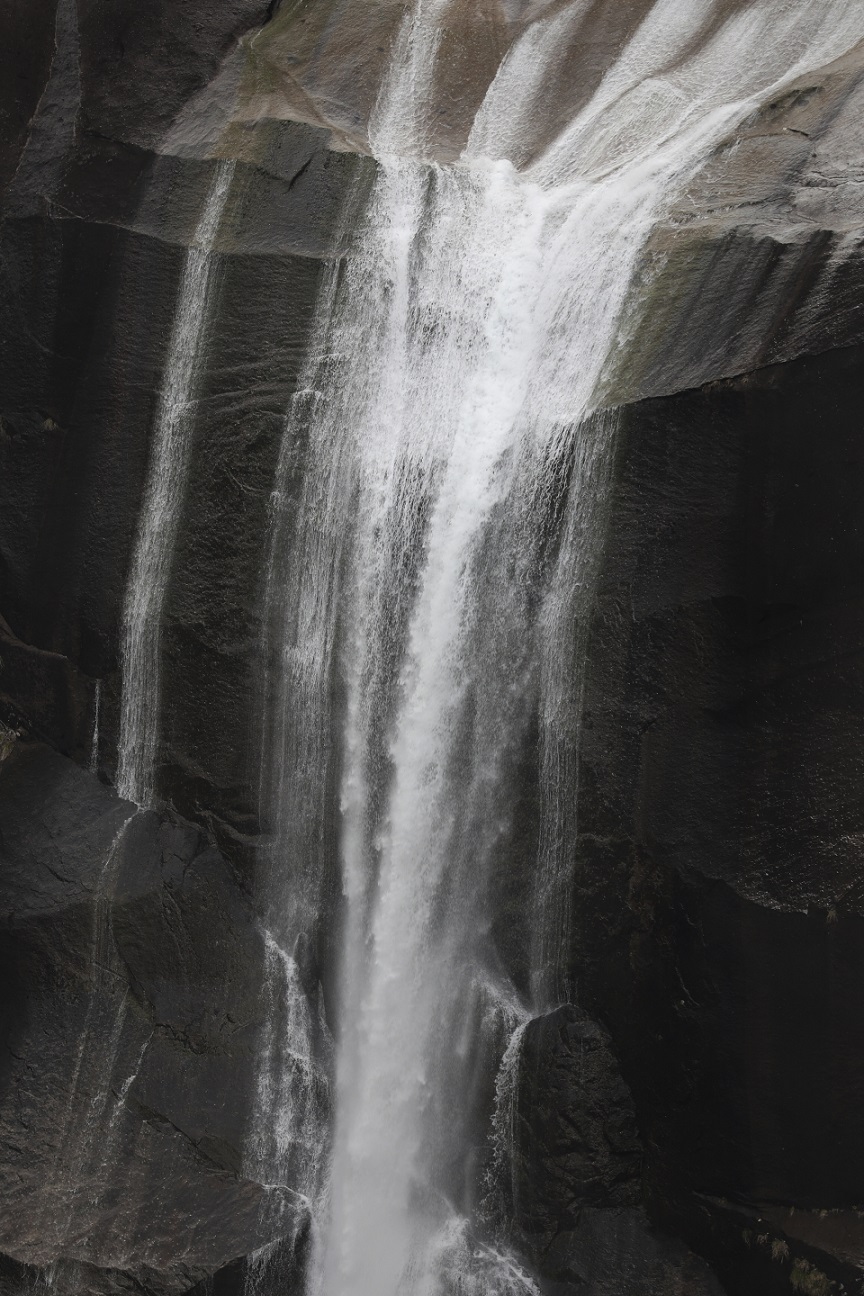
<box><xmin>117</xmin><ymin>159</ymin><xmax>235</xmax><ymax>806</ymax></box>
<box><xmin>89</xmin><ymin>679</ymin><xmax>101</xmax><ymax>773</ymax></box>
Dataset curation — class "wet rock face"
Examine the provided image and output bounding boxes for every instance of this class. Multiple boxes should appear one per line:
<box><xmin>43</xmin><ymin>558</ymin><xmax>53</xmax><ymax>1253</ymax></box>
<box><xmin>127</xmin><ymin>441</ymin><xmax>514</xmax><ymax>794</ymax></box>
<box><xmin>0</xmin><ymin>740</ymin><xmax>297</xmax><ymax>1295</ymax></box>
<box><xmin>0</xmin><ymin>102</ymin><xmax>364</xmax><ymax>854</ymax></box>
<box><xmin>75</xmin><ymin>0</ymin><xmax>274</xmax><ymax>151</ymax></box>
<box><xmin>572</xmin><ymin>342</ymin><xmax>864</xmax><ymax>1294</ymax></box>
<box><xmin>512</xmin><ymin>1005</ymin><xmax>642</xmax><ymax>1249</ymax></box>
<box><xmin>0</xmin><ymin>4</ymin><xmax>363</xmax><ymax>1286</ymax></box>
<box><xmin>609</xmin><ymin>47</ymin><xmax>864</xmax><ymax>405</ymax></box>
<box><xmin>513</xmin><ymin>1006</ymin><xmax>724</xmax><ymax>1296</ymax></box>
<box><xmin>1</xmin><ymin>0</ymin><xmax>274</xmax><ymax>173</ymax></box>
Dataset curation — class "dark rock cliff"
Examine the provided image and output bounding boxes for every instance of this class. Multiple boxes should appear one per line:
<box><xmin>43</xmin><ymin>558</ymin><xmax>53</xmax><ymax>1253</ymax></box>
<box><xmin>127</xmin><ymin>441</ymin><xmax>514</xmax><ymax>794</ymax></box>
<box><xmin>0</xmin><ymin>4</ymin><xmax>352</xmax><ymax>1290</ymax></box>
<box><xmin>0</xmin><ymin>743</ymin><xmax>299</xmax><ymax>1295</ymax></box>
<box><xmin>2</xmin><ymin>3</ymin><xmax>864</xmax><ymax>1295</ymax></box>
<box><xmin>571</xmin><ymin>342</ymin><xmax>864</xmax><ymax>1296</ymax></box>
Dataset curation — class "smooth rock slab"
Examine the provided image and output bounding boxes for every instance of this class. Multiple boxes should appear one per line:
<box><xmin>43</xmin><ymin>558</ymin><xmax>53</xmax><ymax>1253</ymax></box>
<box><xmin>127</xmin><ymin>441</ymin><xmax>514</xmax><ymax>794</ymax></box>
<box><xmin>0</xmin><ymin>741</ymin><xmax>298</xmax><ymax>1295</ymax></box>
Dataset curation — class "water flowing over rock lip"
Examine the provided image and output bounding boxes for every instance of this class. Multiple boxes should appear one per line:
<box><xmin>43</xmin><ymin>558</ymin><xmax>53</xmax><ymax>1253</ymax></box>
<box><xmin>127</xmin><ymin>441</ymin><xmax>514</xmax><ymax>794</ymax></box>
<box><xmin>156</xmin><ymin>10</ymin><xmax>864</xmax><ymax>409</ymax></box>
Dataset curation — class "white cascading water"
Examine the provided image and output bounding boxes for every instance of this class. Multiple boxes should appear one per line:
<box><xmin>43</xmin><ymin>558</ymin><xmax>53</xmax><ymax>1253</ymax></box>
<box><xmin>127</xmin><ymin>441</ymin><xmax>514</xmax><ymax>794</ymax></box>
<box><xmin>259</xmin><ymin>2</ymin><xmax>864</xmax><ymax>1293</ymax></box>
<box><xmin>117</xmin><ymin>159</ymin><xmax>235</xmax><ymax>806</ymax></box>
<box><xmin>245</xmin><ymin>928</ymin><xmax>331</xmax><ymax>1215</ymax></box>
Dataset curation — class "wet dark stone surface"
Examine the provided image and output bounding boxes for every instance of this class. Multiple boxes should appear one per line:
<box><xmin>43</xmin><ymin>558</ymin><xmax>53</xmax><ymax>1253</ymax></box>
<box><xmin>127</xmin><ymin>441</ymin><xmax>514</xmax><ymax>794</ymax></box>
<box><xmin>0</xmin><ymin>106</ymin><xmax>363</xmax><ymax>856</ymax></box>
<box><xmin>509</xmin><ymin>1006</ymin><xmax>724</xmax><ymax>1294</ymax></box>
<box><xmin>0</xmin><ymin>741</ymin><xmax>299</xmax><ymax>1294</ymax></box>
<box><xmin>512</xmin><ymin>1005</ymin><xmax>642</xmax><ymax>1247</ymax></box>
<box><xmin>0</xmin><ymin>9</ymin><xmax>357</xmax><ymax>1281</ymax></box>
<box><xmin>568</xmin><ymin>342</ymin><xmax>864</xmax><ymax>1295</ymax></box>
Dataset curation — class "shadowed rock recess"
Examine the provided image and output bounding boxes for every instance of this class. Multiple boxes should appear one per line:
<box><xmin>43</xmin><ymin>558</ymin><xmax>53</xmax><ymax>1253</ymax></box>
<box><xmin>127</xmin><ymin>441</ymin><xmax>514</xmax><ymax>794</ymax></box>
<box><xmin>2</xmin><ymin>2</ymin><xmax>864</xmax><ymax>1295</ymax></box>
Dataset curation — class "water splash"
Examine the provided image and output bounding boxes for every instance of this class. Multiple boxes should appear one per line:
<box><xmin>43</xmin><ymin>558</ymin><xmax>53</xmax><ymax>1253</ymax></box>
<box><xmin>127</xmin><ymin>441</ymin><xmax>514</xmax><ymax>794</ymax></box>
<box><xmin>117</xmin><ymin>159</ymin><xmax>235</xmax><ymax>806</ymax></box>
<box><xmin>484</xmin><ymin>1020</ymin><xmax>529</xmax><ymax>1238</ymax></box>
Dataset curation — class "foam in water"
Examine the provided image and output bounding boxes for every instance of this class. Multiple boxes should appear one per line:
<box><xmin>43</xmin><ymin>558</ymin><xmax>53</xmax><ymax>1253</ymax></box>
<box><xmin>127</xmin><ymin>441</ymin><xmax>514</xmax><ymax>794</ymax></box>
<box><xmin>117</xmin><ymin>159</ymin><xmax>235</xmax><ymax>806</ymax></box>
<box><xmin>259</xmin><ymin>3</ymin><xmax>864</xmax><ymax>1294</ymax></box>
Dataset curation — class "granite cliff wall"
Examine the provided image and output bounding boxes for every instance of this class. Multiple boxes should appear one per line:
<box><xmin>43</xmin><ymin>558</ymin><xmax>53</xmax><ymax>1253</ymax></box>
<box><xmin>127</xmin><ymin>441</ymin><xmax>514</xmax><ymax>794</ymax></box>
<box><xmin>1</xmin><ymin>4</ymin><xmax>864</xmax><ymax>1295</ymax></box>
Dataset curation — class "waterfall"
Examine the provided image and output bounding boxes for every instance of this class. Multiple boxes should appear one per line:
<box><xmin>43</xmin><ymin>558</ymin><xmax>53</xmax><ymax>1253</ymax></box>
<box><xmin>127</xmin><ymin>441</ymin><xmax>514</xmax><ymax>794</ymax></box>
<box><xmin>117</xmin><ymin>159</ymin><xmax>235</xmax><ymax>806</ymax></box>
<box><xmin>258</xmin><ymin>2</ymin><xmax>864</xmax><ymax>1294</ymax></box>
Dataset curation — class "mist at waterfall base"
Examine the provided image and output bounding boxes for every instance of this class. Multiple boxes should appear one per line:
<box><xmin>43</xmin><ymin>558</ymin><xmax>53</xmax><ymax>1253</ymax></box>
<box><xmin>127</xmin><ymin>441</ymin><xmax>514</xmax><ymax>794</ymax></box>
<box><xmin>108</xmin><ymin>3</ymin><xmax>864</xmax><ymax>1295</ymax></box>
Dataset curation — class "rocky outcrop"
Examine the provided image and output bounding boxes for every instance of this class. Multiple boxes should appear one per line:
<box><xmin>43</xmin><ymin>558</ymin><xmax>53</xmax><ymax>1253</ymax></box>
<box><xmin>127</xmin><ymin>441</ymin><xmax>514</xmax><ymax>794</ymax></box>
<box><xmin>512</xmin><ymin>1006</ymin><xmax>642</xmax><ymax>1248</ymax></box>
<box><xmin>511</xmin><ymin>1006</ymin><xmax>723</xmax><ymax>1296</ymax></box>
<box><xmin>569</xmin><ymin>341</ymin><xmax>864</xmax><ymax>1294</ymax></box>
<box><xmin>0</xmin><ymin>739</ymin><xmax>299</xmax><ymax>1294</ymax></box>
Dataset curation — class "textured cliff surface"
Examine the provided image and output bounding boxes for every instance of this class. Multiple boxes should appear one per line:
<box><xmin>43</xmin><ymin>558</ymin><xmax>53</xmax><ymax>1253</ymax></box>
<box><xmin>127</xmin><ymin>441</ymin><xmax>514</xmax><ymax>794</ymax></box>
<box><xmin>2</xmin><ymin>3</ymin><xmax>864</xmax><ymax>1295</ymax></box>
<box><xmin>571</xmin><ymin>340</ymin><xmax>864</xmax><ymax>1296</ymax></box>
<box><xmin>1</xmin><ymin>3</ymin><xmax>343</xmax><ymax>1290</ymax></box>
<box><xmin>0</xmin><ymin>743</ymin><xmax>301</xmax><ymax>1296</ymax></box>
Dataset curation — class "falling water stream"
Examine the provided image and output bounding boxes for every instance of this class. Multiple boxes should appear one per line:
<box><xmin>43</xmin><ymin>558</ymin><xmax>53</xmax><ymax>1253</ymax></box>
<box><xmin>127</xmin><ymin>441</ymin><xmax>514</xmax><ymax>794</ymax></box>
<box><xmin>118</xmin><ymin>159</ymin><xmax>235</xmax><ymax>806</ymax></box>
<box><xmin>258</xmin><ymin>4</ymin><xmax>864</xmax><ymax>1295</ymax></box>
<box><xmin>105</xmin><ymin>0</ymin><xmax>864</xmax><ymax>1292</ymax></box>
